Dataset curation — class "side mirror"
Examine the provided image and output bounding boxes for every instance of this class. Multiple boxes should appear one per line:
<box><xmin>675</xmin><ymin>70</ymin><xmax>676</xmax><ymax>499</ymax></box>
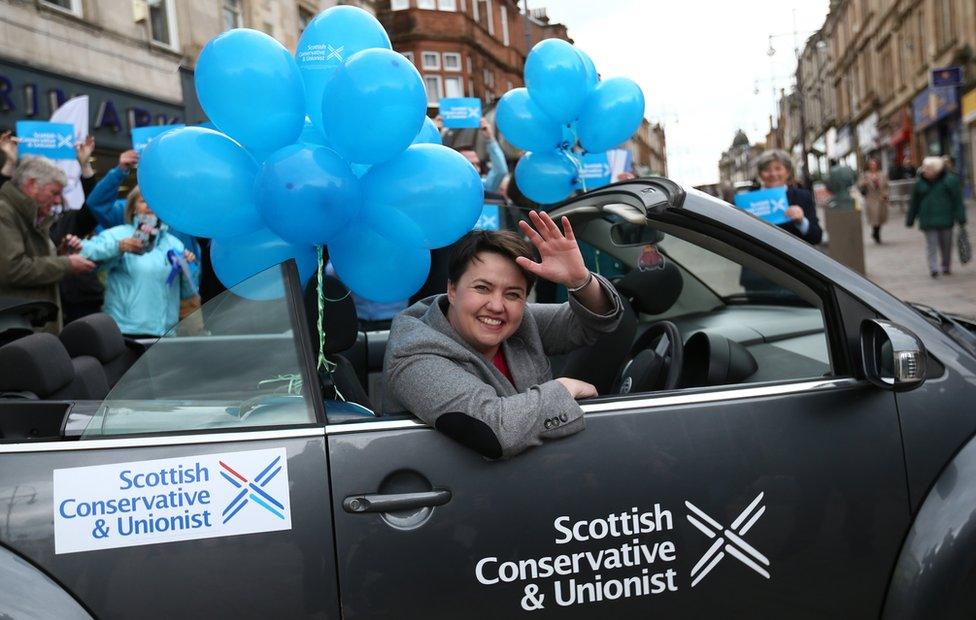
<box><xmin>860</xmin><ymin>319</ymin><xmax>927</xmax><ymax>391</ymax></box>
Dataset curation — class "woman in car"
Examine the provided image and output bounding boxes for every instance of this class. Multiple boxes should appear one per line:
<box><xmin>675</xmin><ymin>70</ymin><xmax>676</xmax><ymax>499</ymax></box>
<box><xmin>383</xmin><ymin>211</ymin><xmax>623</xmax><ymax>459</ymax></box>
<box><xmin>79</xmin><ymin>187</ymin><xmax>197</xmax><ymax>338</ymax></box>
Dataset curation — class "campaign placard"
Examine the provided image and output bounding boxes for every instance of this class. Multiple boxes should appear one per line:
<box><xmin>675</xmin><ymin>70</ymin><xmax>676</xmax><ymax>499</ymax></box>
<box><xmin>474</xmin><ymin>203</ymin><xmax>501</xmax><ymax>231</ymax></box>
<box><xmin>440</xmin><ymin>97</ymin><xmax>482</xmax><ymax>128</ymax></box>
<box><xmin>132</xmin><ymin>124</ymin><xmax>184</xmax><ymax>152</ymax></box>
<box><xmin>734</xmin><ymin>186</ymin><xmax>790</xmax><ymax>225</ymax></box>
<box><xmin>16</xmin><ymin>121</ymin><xmax>75</xmax><ymax>159</ymax></box>
<box><xmin>579</xmin><ymin>152</ymin><xmax>612</xmax><ymax>188</ymax></box>
<box><xmin>53</xmin><ymin>447</ymin><xmax>292</xmax><ymax>554</ymax></box>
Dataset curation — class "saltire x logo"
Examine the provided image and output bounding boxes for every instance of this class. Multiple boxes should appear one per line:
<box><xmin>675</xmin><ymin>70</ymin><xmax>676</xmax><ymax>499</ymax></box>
<box><xmin>220</xmin><ymin>456</ymin><xmax>286</xmax><ymax>524</ymax></box>
<box><xmin>57</xmin><ymin>134</ymin><xmax>73</xmax><ymax>148</ymax></box>
<box><xmin>326</xmin><ymin>44</ymin><xmax>344</xmax><ymax>61</ymax></box>
<box><xmin>685</xmin><ymin>492</ymin><xmax>770</xmax><ymax>587</ymax></box>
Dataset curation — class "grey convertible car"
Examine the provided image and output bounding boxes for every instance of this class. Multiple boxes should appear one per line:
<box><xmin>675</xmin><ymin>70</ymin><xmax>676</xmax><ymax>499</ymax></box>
<box><xmin>1</xmin><ymin>178</ymin><xmax>976</xmax><ymax>619</ymax></box>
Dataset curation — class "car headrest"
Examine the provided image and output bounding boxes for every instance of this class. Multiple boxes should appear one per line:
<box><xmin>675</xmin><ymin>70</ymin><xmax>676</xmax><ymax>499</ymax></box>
<box><xmin>614</xmin><ymin>260</ymin><xmax>684</xmax><ymax>315</ymax></box>
<box><xmin>0</xmin><ymin>333</ymin><xmax>74</xmax><ymax>397</ymax></box>
<box><xmin>305</xmin><ymin>274</ymin><xmax>358</xmax><ymax>355</ymax></box>
<box><xmin>59</xmin><ymin>313</ymin><xmax>126</xmax><ymax>363</ymax></box>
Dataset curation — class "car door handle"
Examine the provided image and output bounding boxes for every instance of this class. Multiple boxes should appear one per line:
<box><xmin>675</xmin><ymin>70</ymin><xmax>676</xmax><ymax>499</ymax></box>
<box><xmin>342</xmin><ymin>490</ymin><xmax>452</xmax><ymax>514</ymax></box>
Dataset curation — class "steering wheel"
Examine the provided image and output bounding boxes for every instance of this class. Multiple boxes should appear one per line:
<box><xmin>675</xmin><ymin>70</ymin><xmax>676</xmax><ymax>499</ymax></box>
<box><xmin>616</xmin><ymin>321</ymin><xmax>683</xmax><ymax>394</ymax></box>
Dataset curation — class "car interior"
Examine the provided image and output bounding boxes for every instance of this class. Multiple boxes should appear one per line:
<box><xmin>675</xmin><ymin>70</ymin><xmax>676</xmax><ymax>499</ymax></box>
<box><xmin>0</xmin><ymin>200</ymin><xmax>836</xmax><ymax>441</ymax></box>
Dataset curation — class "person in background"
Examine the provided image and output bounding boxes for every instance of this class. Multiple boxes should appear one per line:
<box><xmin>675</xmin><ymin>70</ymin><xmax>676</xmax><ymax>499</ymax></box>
<box><xmin>458</xmin><ymin>118</ymin><xmax>509</xmax><ymax>193</ymax></box>
<box><xmin>0</xmin><ymin>130</ymin><xmax>19</xmax><ymax>184</ymax></box>
<box><xmin>79</xmin><ymin>186</ymin><xmax>196</xmax><ymax>337</ymax></box>
<box><xmin>858</xmin><ymin>157</ymin><xmax>889</xmax><ymax>244</ymax></box>
<box><xmin>755</xmin><ymin>149</ymin><xmax>822</xmax><ymax>244</ymax></box>
<box><xmin>907</xmin><ymin>156</ymin><xmax>966</xmax><ymax>278</ymax></box>
<box><xmin>0</xmin><ymin>155</ymin><xmax>95</xmax><ymax>331</ymax></box>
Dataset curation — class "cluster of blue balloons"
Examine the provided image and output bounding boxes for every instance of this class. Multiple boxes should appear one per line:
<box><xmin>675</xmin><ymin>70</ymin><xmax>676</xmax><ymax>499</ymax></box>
<box><xmin>496</xmin><ymin>39</ymin><xmax>645</xmax><ymax>204</ymax></box>
<box><xmin>139</xmin><ymin>6</ymin><xmax>484</xmax><ymax>301</ymax></box>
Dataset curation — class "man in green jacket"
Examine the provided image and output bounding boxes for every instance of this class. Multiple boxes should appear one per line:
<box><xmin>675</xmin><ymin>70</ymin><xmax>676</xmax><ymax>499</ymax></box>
<box><xmin>907</xmin><ymin>156</ymin><xmax>967</xmax><ymax>277</ymax></box>
<box><xmin>0</xmin><ymin>156</ymin><xmax>95</xmax><ymax>330</ymax></box>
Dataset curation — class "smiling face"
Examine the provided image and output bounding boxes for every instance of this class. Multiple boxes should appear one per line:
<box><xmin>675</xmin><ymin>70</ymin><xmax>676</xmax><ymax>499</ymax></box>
<box><xmin>758</xmin><ymin>160</ymin><xmax>790</xmax><ymax>188</ymax></box>
<box><xmin>446</xmin><ymin>251</ymin><xmax>528</xmax><ymax>359</ymax></box>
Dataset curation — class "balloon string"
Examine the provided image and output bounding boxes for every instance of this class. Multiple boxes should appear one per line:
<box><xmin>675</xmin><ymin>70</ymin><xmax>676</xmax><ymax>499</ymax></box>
<box><xmin>316</xmin><ymin>246</ymin><xmax>338</xmax><ymax>378</ymax></box>
<box><xmin>568</xmin><ymin>124</ymin><xmax>587</xmax><ymax>193</ymax></box>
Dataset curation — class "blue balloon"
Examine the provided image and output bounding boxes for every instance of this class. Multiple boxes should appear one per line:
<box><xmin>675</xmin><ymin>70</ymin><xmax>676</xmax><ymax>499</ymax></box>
<box><xmin>362</xmin><ymin>144</ymin><xmax>484</xmax><ymax>249</ymax></box>
<box><xmin>576</xmin><ymin>48</ymin><xmax>599</xmax><ymax>90</ymax></box>
<box><xmin>578</xmin><ymin>77</ymin><xmax>645</xmax><ymax>153</ymax></box>
<box><xmin>524</xmin><ymin>39</ymin><xmax>589</xmax><ymax>123</ymax></box>
<box><xmin>255</xmin><ymin>144</ymin><xmax>361</xmax><ymax>245</ymax></box>
<box><xmin>138</xmin><ymin>127</ymin><xmax>263</xmax><ymax>238</ymax></box>
<box><xmin>412</xmin><ymin>116</ymin><xmax>443</xmax><ymax>145</ymax></box>
<box><xmin>514</xmin><ymin>150</ymin><xmax>579</xmax><ymax>204</ymax></box>
<box><xmin>496</xmin><ymin>88</ymin><xmax>563</xmax><ymax>153</ymax></box>
<box><xmin>329</xmin><ymin>220</ymin><xmax>431</xmax><ymax>303</ymax></box>
<box><xmin>299</xmin><ymin>118</ymin><xmax>332</xmax><ymax>147</ymax></box>
<box><xmin>211</xmin><ymin>227</ymin><xmax>317</xmax><ymax>300</ymax></box>
<box><xmin>321</xmin><ymin>48</ymin><xmax>427</xmax><ymax>164</ymax></box>
<box><xmin>296</xmin><ymin>6</ymin><xmax>391</xmax><ymax>130</ymax></box>
<box><xmin>196</xmin><ymin>29</ymin><xmax>305</xmax><ymax>154</ymax></box>
<box><xmin>350</xmin><ymin>163</ymin><xmax>371</xmax><ymax>177</ymax></box>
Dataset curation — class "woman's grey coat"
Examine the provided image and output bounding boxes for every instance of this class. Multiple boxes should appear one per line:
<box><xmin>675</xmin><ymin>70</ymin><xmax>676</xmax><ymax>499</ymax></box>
<box><xmin>382</xmin><ymin>275</ymin><xmax>623</xmax><ymax>458</ymax></box>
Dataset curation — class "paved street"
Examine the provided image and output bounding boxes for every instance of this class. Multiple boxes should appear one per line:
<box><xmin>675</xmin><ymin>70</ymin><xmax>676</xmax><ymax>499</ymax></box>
<box><xmin>857</xmin><ymin>199</ymin><xmax>976</xmax><ymax>319</ymax></box>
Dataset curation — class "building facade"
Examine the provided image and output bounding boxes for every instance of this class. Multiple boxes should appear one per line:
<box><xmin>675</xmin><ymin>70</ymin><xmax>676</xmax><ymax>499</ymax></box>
<box><xmin>773</xmin><ymin>0</ymin><xmax>976</xmax><ymax>194</ymax></box>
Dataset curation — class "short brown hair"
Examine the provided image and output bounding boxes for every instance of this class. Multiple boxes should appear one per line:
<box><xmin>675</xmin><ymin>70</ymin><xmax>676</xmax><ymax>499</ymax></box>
<box><xmin>448</xmin><ymin>229</ymin><xmax>538</xmax><ymax>293</ymax></box>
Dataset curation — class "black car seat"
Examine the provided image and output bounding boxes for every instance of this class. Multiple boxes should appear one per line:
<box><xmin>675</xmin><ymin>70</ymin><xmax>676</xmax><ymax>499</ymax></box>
<box><xmin>304</xmin><ymin>274</ymin><xmax>373</xmax><ymax>411</ymax></box>
<box><xmin>59</xmin><ymin>313</ymin><xmax>144</xmax><ymax>388</ymax></box>
<box><xmin>554</xmin><ymin>262</ymin><xmax>684</xmax><ymax>394</ymax></box>
<box><xmin>0</xmin><ymin>333</ymin><xmax>108</xmax><ymax>400</ymax></box>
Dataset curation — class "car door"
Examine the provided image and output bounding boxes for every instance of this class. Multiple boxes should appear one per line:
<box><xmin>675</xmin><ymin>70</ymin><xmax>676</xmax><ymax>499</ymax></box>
<box><xmin>327</xmin><ymin>376</ymin><xmax>906</xmax><ymax>618</ymax></box>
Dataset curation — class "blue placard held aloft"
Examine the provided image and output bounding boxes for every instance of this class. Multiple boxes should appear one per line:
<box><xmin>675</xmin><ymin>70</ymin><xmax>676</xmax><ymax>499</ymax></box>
<box><xmin>579</xmin><ymin>152</ymin><xmax>612</xmax><ymax>188</ymax></box>
<box><xmin>16</xmin><ymin>121</ymin><xmax>75</xmax><ymax>159</ymax></box>
<box><xmin>734</xmin><ymin>186</ymin><xmax>790</xmax><ymax>225</ymax></box>
<box><xmin>132</xmin><ymin>124</ymin><xmax>185</xmax><ymax>153</ymax></box>
<box><xmin>440</xmin><ymin>97</ymin><xmax>482</xmax><ymax>129</ymax></box>
<box><xmin>473</xmin><ymin>203</ymin><xmax>500</xmax><ymax>231</ymax></box>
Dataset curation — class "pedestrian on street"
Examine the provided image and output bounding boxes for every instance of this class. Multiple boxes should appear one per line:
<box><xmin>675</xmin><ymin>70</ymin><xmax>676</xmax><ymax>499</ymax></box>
<box><xmin>907</xmin><ymin>156</ymin><xmax>967</xmax><ymax>278</ymax></box>
<box><xmin>858</xmin><ymin>157</ymin><xmax>889</xmax><ymax>244</ymax></box>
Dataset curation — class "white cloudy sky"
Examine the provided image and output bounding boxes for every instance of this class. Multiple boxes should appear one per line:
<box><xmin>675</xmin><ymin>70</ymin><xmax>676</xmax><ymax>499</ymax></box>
<box><xmin>541</xmin><ymin>0</ymin><xmax>831</xmax><ymax>186</ymax></box>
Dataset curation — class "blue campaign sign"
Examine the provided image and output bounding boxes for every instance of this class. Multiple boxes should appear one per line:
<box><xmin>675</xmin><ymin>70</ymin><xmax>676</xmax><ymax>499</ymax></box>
<box><xmin>579</xmin><ymin>152</ymin><xmax>612</xmax><ymax>188</ymax></box>
<box><xmin>473</xmin><ymin>203</ymin><xmax>501</xmax><ymax>231</ymax></box>
<box><xmin>440</xmin><ymin>97</ymin><xmax>482</xmax><ymax>128</ymax></box>
<box><xmin>16</xmin><ymin>121</ymin><xmax>75</xmax><ymax>159</ymax></box>
<box><xmin>734</xmin><ymin>186</ymin><xmax>790</xmax><ymax>225</ymax></box>
<box><xmin>132</xmin><ymin>124</ymin><xmax>185</xmax><ymax>152</ymax></box>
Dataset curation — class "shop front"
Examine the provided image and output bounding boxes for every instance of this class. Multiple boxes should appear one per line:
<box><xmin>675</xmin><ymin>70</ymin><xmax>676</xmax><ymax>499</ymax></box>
<box><xmin>856</xmin><ymin>111</ymin><xmax>881</xmax><ymax>170</ymax></box>
<box><xmin>912</xmin><ymin>85</ymin><xmax>968</xmax><ymax>196</ymax></box>
<box><xmin>963</xmin><ymin>88</ymin><xmax>976</xmax><ymax>201</ymax></box>
<box><xmin>0</xmin><ymin>58</ymin><xmax>185</xmax><ymax>174</ymax></box>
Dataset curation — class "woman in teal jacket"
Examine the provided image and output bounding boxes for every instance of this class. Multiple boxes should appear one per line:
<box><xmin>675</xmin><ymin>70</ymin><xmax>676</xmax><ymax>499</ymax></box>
<box><xmin>80</xmin><ymin>187</ymin><xmax>196</xmax><ymax>337</ymax></box>
<box><xmin>907</xmin><ymin>156</ymin><xmax>967</xmax><ymax>277</ymax></box>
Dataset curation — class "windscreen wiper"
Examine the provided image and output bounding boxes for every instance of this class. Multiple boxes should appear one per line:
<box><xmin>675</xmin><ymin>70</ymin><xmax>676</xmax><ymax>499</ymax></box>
<box><xmin>908</xmin><ymin>302</ymin><xmax>976</xmax><ymax>357</ymax></box>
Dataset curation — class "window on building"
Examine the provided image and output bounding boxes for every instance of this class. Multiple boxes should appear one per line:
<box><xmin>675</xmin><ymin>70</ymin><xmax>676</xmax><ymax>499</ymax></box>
<box><xmin>443</xmin><ymin>76</ymin><xmax>464</xmax><ymax>98</ymax></box>
<box><xmin>468</xmin><ymin>79</ymin><xmax>475</xmax><ymax>97</ymax></box>
<box><xmin>391</xmin><ymin>0</ymin><xmax>410</xmax><ymax>9</ymax></box>
<box><xmin>438</xmin><ymin>0</ymin><xmax>457</xmax><ymax>9</ymax></box>
<box><xmin>914</xmin><ymin>9</ymin><xmax>926</xmax><ymax>66</ymax></box>
<box><xmin>935</xmin><ymin>0</ymin><xmax>954</xmax><ymax>49</ymax></box>
<box><xmin>500</xmin><ymin>4</ymin><xmax>509</xmax><ymax>46</ymax></box>
<box><xmin>443</xmin><ymin>52</ymin><xmax>462</xmax><ymax>71</ymax></box>
<box><xmin>422</xmin><ymin>52</ymin><xmax>440</xmax><ymax>70</ymax></box>
<box><xmin>459</xmin><ymin>0</ymin><xmax>466</xmax><ymax>11</ymax></box>
<box><xmin>41</xmin><ymin>0</ymin><xmax>82</xmax><ymax>16</ymax></box>
<box><xmin>424</xmin><ymin>75</ymin><xmax>442</xmax><ymax>104</ymax></box>
<box><xmin>223</xmin><ymin>0</ymin><xmax>242</xmax><ymax>30</ymax></box>
<box><xmin>471</xmin><ymin>0</ymin><xmax>479</xmax><ymax>21</ymax></box>
<box><xmin>506</xmin><ymin>80</ymin><xmax>513</xmax><ymax>92</ymax></box>
<box><xmin>485</xmin><ymin>0</ymin><xmax>494</xmax><ymax>34</ymax></box>
<box><xmin>148</xmin><ymin>0</ymin><xmax>178</xmax><ymax>48</ymax></box>
<box><xmin>401</xmin><ymin>51</ymin><xmax>415</xmax><ymax>65</ymax></box>
<box><xmin>482</xmin><ymin>68</ymin><xmax>495</xmax><ymax>87</ymax></box>
<box><xmin>418</xmin><ymin>0</ymin><xmax>436</xmax><ymax>8</ymax></box>
<box><xmin>299</xmin><ymin>5</ymin><xmax>315</xmax><ymax>33</ymax></box>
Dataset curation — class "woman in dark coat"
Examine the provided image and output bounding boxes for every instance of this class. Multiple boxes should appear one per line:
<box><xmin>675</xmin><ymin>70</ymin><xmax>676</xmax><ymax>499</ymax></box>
<box><xmin>907</xmin><ymin>156</ymin><xmax>967</xmax><ymax>277</ymax></box>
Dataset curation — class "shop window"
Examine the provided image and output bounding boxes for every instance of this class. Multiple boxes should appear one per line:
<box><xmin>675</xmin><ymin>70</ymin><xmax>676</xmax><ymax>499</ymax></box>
<box><xmin>148</xmin><ymin>0</ymin><xmax>178</xmax><ymax>49</ymax></box>
<box><xmin>444</xmin><ymin>76</ymin><xmax>464</xmax><ymax>98</ymax></box>
<box><xmin>443</xmin><ymin>53</ymin><xmax>462</xmax><ymax>72</ymax></box>
<box><xmin>223</xmin><ymin>0</ymin><xmax>243</xmax><ymax>30</ymax></box>
<box><xmin>424</xmin><ymin>75</ymin><xmax>442</xmax><ymax>104</ymax></box>
<box><xmin>421</xmin><ymin>52</ymin><xmax>440</xmax><ymax>70</ymax></box>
